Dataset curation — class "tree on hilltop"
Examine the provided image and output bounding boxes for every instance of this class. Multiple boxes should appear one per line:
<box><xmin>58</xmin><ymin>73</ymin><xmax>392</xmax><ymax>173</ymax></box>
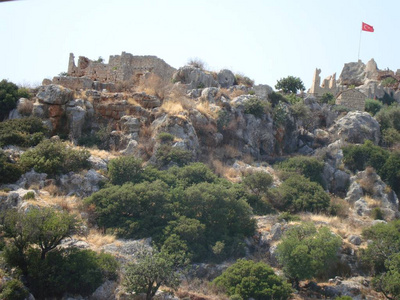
<box><xmin>275</xmin><ymin>76</ymin><xmax>305</xmax><ymax>94</ymax></box>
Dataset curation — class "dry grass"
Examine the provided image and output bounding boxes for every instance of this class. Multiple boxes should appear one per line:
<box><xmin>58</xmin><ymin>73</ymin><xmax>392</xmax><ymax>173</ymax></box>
<box><xmin>300</xmin><ymin>213</ymin><xmax>362</xmax><ymax>239</ymax></box>
<box><xmin>196</xmin><ymin>101</ymin><xmax>218</xmax><ymax>119</ymax></box>
<box><xmin>42</xmin><ymin>183</ymin><xmax>61</xmax><ymax>196</ymax></box>
<box><xmin>136</xmin><ymin>73</ymin><xmax>171</xmax><ymax>99</ymax></box>
<box><xmin>223</xmin><ymin>144</ymin><xmax>241</xmax><ymax>159</ymax></box>
<box><xmin>229</xmin><ymin>89</ymin><xmax>246</xmax><ymax>98</ymax></box>
<box><xmin>176</xmin><ymin>279</ymin><xmax>229</xmax><ymax>300</ymax></box>
<box><xmin>17</xmin><ymin>99</ymin><xmax>34</xmax><ymax>116</ymax></box>
<box><xmin>127</xmin><ymin>97</ymin><xmax>141</xmax><ymax>106</ymax></box>
<box><xmin>85</xmin><ymin>228</ymin><xmax>116</xmax><ymax>249</ymax></box>
<box><xmin>87</xmin><ymin>148</ymin><xmax>118</xmax><ymax>160</ymax></box>
<box><xmin>211</xmin><ymin>159</ymin><xmax>241</xmax><ymax>182</ymax></box>
<box><xmin>364</xmin><ymin>195</ymin><xmax>380</xmax><ymax>208</ymax></box>
<box><xmin>159</xmin><ymin>100</ymin><xmax>185</xmax><ymax>115</ymax></box>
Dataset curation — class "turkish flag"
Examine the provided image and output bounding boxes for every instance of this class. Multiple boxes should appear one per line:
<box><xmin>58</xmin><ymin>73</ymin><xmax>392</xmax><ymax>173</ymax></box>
<box><xmin>362</xmin><ymin>22</ymin><xmax>374</xmax><ymax>32</ymax></box>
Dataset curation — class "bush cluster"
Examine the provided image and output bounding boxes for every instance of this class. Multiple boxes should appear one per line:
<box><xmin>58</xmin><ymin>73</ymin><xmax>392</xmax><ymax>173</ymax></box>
<box><xmin>85</xmin><ymin>162</ymin><xmax>256</xmax><ymax>262</ymax></box>
<box><xmin>243</xmin><ymin>97</ymin><xmax>267</xmax><ymax>118</ymax></box>
<box><xmin>0</xmin><ymin>79</ymin><xmax>31</xmax><ymax>120</ymax></box>
<box><xmin>213</xmin><ymin>259</ymin><xmax>293</xmax><ymax>299</ymax></box>
<box><xmin>0</xmin><ymin>117</ymin><xmax>47</xmax><ymax>148</ymax></box>
<box><xmin>277</xmin><ymin>156</ymin><xmax>325</xmax><ymax>187</ymax></box>
<box><xmin>20</xmin><ymin>139</ymin><xmax>90</xmax><ymax>176</ymax></box>
<box><xmin>343</xmin><ymin>140</ymin><xmax>400</xmax><ymax>195</ymax></box>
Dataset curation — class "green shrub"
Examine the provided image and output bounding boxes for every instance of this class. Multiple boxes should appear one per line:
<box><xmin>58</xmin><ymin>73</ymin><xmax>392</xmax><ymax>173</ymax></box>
<box><xmin>379</xmin><ymin>92</ymin><xmax>396</xmax><ymax>106</ymax></box>
<box><xmin>22</xmin><ymin>191</ymin><xmax>35</xmax><ymax>200</ymax></box>
<box><xmin>285</xmin><ymin>93</ymin><xmax>302</xmax><ymax>104</ymax></box>
<box><xmin>155</xmin><ymin>144</ymin><xmax>192</xmax><ymax>167</ymax></box>
<box><xmin>213</xmin><ymin>259</ymin><xmax>292</xmax><ymax>300</ymax></box>
<box><xmin>362</xmin><ymin>220</ymin><xmax>400</xmax><ymax>273</ymax></box>
<box><xmin>0</xmin><ymin>80</ymin><xmax>32</xmax><ymax>120</ymax></box>
<box><xmin>320</xmin><ymin>92</ymin><xmax>335</xmax><ymax>104</ymax></box>
<box><xmin>174</xmin><ymin>162</ymin><xmax>217</xmax><ymax>187</ymax></box>
<box><xmin>342</xmin><ymin>140</ymin><xmax>389</xmax><ymax>174</ymax></box>
<box><xmin>277</xmin><ymin>212</ymin><xmax>300</xmax><ymax>222</ymax></box>
<box><xmin>375</xmin><ymin>104</ymin><xmax>400</xmax><ymax>131</ymax></box>
<box><xmin>108</xmin><ymin>156</ymin><xmax>143</xmax><ymax>185</ymax></box>
<box><xmin>26</xmin><ymin>248</ymin><xmax>118</xmax><ymax>298</ymax></box>
<box><xmin>217</xmin><ymin>109</ymin><xmax>231</xmax><ymax>131</ymax></box>
<box><xmin>243</xmin><ymin>97</ymin><xmax>267</xmax><ymax>118</ymax></box>
<box><xmin>269</xmin><ymin>91</ymin><xmax>287</xmax><ymax>107</ymax></box>
<box><xmin>365</xmin><ymin>98</ymin><xmax>383</xmax><ymax>116</ymax></box>
<box><xmin>272</xmin><ymin>174</ymin><xmax>330</xmax><ymax>213</ymax></box>
<box><xmin>372</xmin><ymin>252</ymin><xmax>400</xmax><ymax>299</ymax></box>
<box><xmin>157</xmin><ymin>132</ymin><xmax>175</xmax><ymax>143</ymax></box>
<box><xmin>383</xmin><ymin>128</ymin><xmax>400</xmax><ymax>147</ymax></box>
<box><xmin>276</xmin><ymin>223</ymin><xmax>341</xmax><ymax>286</ymax></box>
<box><xmin>273</xmin><ymin>101</ymin><xmax>288</xmax><ymax>127</ymax></box>
<box><xmin>0</xmin><ymin>117</ymin><xmax>47</xmax><ymax>147</ymax></box>
<box><xmin>371</xmin><ymin>207</ymin><xmax>384</xmax><ymax>220</ymax></box>
<box><xmin>78</xmin><ymin>124</ymin><xmax>113</xmax><ymax>150</ymax></box>
<box><xmin>380</xmin><ymin>151</ymin><xmax>400</xmax><ymax>196</ymax></box>
<box><xmin>0</xmin><ymin>279</ymin><xmax>29</xmax><ymax>300</ymax></box>
<box><xmin>335</xmin><ymin>296</ymin><xmax>353</xmax><ymax>300</ymax></box>
<box><xmin>20</xmin><ymin>139</ymin><xmax>90</xmax><ymax>176</ymax></box>
<box><xmin>0</xmin><ymin>150</ymin><xmax>23</xmax><ymax>184</ymax></box>
<box><xmin>277</xmin><ymin>156</ymin><xmax>325</xmax><ymax>187</ymax></box>
<box><xmin>381</xmin><ymin>77</ymin><xmax>398</xmax><ymax>87</ymax></box>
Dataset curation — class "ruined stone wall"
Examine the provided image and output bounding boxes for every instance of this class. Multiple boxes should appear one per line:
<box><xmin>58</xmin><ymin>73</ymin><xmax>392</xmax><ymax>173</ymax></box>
<box><xmin>68</xmin><ymin>52</ymin><xmax>176</xmax><ymax>83</ymax></box>
<box><xmin>336</xmin><ymin>89</ymin><xmax>366</xmax><ymax>111</ymax></box>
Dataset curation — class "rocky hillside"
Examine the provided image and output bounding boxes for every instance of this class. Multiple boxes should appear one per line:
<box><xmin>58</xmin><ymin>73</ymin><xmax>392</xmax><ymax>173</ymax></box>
<box><xmin>0</xmin><ymin>56</ymin><xmax>399</xmax><ymax>300</ymax></box>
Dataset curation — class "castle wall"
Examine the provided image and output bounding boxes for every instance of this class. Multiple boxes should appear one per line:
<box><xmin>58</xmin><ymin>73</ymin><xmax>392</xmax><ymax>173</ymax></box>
<box><xmin>68</xmin><ymin>52</ymin><xmax>176</xmax><ymax>83</ymax></box>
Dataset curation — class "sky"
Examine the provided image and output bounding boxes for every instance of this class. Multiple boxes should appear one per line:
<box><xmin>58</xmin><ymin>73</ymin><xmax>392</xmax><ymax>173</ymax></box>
<box><xmin>0</xmin><ymin>0</ymin><xmax>399</xmax><ymax>90</ymax></box>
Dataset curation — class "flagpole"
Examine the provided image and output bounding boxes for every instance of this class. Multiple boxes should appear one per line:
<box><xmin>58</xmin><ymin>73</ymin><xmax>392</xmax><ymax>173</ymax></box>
<box><xmin>358</xmin><ymin>28</ymin><xmax>362</xmax><ymax>61</ymax></box>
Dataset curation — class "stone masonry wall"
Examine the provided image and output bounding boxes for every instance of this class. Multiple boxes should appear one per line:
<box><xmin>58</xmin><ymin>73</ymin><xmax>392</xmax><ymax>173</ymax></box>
<box><xmin>68</xmin><ymin>52</ymin><xmax>176</xmax><ymax>83</ymax></box>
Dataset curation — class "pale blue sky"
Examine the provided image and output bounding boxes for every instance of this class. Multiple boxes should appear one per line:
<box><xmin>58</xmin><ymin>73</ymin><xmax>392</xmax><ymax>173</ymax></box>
<box><xmin>0</xmin><ymin>0</ymin><xmax>398</xmax><ymax>89</ymax></box>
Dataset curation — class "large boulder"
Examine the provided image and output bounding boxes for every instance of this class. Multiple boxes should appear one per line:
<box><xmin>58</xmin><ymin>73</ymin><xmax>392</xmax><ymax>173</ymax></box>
<box><xmin>338</xmin><ymin>61</ymin><xmax>366</xmax><ymax>86</ymax></box>
<box><xmin>59</xmin><ymin>169</ymin><xmax>106</xmax><ymax>197</ymax></box>
<box><xmin>217</xmin><ymin>69</ymin><xmax>236</xmax><ymax>88</ymax></box>
<box><xmin>253</xmin><ymin>84</ymin><xmax>273</xmax><ymax>100</ymax></box>
<box><xmin>172</xmin><ymin>66</ymin><xmax>218</xmax><ymax>89</ymax></box>
<box><xmin>328</xmin><ymin>111</ymin><xmax>380</xmax><ymax>144</ymax></box>
<box><xmin>36</xmin><ymin>84</ymin><xmax>74</xmax><ymax>105</ymax></box>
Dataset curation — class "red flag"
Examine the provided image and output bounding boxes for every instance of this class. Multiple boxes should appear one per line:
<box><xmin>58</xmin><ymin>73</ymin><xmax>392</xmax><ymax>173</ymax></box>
<box><xmin>362</xmin><ymin>22</ymin><xmax>374</xmax><ymax>32</ymax></box>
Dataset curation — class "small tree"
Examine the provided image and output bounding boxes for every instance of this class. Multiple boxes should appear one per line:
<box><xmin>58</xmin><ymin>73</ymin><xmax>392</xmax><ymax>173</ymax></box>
<box><xmin>276</xmin><ymin>223</ymin><xmax>341</xmax><ymax>288</ymax></box>
<box><xmin>108</xmin><ymin>156</ymin><xmax>143</xmax><ymax>185</ymax></box>
<box><xmin>213</xmin><ymin>259</ymin><xmax>293</xmax><ymax>299</ymax></box>
<box><xmin>0</xmin><ymin>79</ymin><xmax>30</xmax><ymax>120</ymax></box>
<box><xmin>123</xmin><ymin>248</ymin><xmax>180</xmax><ymax>300</ymax></box>
<box><xmin>275</xmin><ymin>76</ymin><xmax>305</xmax><ymax>94</ymax></box>
<box><xmin>373</xmin><ymin>252</ymin><xmax>400</xmax><ymax>300</ymax></box>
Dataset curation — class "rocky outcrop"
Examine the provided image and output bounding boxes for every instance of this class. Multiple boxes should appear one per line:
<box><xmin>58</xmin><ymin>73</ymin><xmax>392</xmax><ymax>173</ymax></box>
<box><xmin>173</xmin><ymin>66</ymin><xmax>218</xmax><ymax>89</ymax></box>
<box><xmin>328</xmin><ymin>111</ymin><xmax>380</xmax><ymax>144</ymax></box>
<box><xmin>345</xmin><ymin>169</ymin><xmax>399</xmax><ymax>220</ymax></box>
<box><xmin>59</xmin><ymin>169</ymin><xmax>106</xmax><ymax>197</ymax></box>
<box><xmin>338</xmin><ymin>61</ymin><xmax>366</xmax><ymax>86</ymax></box>
<box><xmin>36</xmin><ymin>84</ymin><xmax>74</xmax><ymax>105</ymax></box>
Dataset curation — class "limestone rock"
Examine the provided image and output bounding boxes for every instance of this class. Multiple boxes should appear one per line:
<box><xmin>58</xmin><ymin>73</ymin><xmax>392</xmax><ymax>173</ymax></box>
<box><xmin>90</xmin><ymin>280</ymin><xmax>118</xmax><ymax>300</ymax></box>
<box><xmin>201</xmin><ymin>87</ymin><xmax>219</xmax><ymax>104</ymax></box>
<box><xmin>172</xmin><ymin>66</ymin><xmax>218</xmax><ymax>89</ymax></box>
<box><xmin>217</xmin><ymin>69</ymin><xmax>236</xmax><ymax>88</ymax></box>
<box><xmin>120</xmin><ymin>116</ymin><xmax>141</xmax><ymax>134</ymax></box>
<box><xmin>88</xmin><ymin>156</ymin><xmax>108</xmax><ymax>171</ymax></box>
<box><xmin>338</xmin><ymin>61</ymin><xmax>366</xmax><ymax>86</ymax></box>
<box><xmin>348</xmin><ymin>235</ymin><xmax>362</xmax><ymax>246</ymax></box>
<box><xmin>59</xmin><ymin>169</ymin><xmax>106</xmax><ymax>197</ymax></box>
<box><xmin>36</xmin><ymin>84</ymin><xmax>74</xmax><ymax>105</ymax></box>
<box><xmin>17</xmin><ymin>170</ymin><xmax>48</xmax><ymax>189</ymax></box>
<box><xmin>253</xmin><ymin>84</ymin><xmax>273</xmax><ymax>100</ymax></box>
<box><xmin>328</xmin><ymin>111</ymin><xmax>380</xmax><ymax>144</ymax></box>
<box><xmin>66</xmin><ymin>105</ymin><xmax>87</xmax><ymax>141</ymax></box>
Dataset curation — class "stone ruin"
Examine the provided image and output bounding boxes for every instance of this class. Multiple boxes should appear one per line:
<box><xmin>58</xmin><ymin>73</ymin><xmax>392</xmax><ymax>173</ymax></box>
<box><xmin>336</xmin><ymin>89</ymin><xmax>367</xmax><ymax>111</ymax></box>
<box><xmin>50</xmin><ymin>52</ymin><xmax>176</xmax><ymax>91</ymax></box>
<box><xmin>308</xmin><ymin>68</ymin><xmax>342</xmax><ymax>99</ymax></box>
